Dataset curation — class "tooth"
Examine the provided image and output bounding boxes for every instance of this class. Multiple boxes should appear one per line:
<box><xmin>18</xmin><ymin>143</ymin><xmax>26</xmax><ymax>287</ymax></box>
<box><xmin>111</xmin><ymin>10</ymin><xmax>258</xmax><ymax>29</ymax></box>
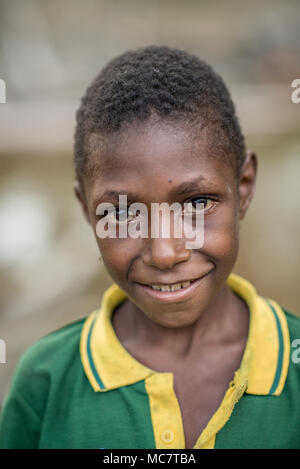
<box><xmin>182</xmin><ymin>281</ymin><xmax>191</xmax><ymax>287</ymax></box>
<box><xmin>160</xmin><ymin>285</ymin><xmax>171</xmax><ymax>291</ymax></box>
<box><xmin>171</xmin><ymin>283</ymin><xmax>182</xmax><ymax>291</ymax></box>
<box><xmin>151</xmin><ymin>281</ymin><xmax>192</xmax><ymax>291</ymax></box>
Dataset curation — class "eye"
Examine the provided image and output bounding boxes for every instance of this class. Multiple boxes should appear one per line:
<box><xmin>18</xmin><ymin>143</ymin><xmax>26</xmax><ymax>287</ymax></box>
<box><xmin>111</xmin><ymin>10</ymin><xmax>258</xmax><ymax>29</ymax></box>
<box><xmin>183</xmin><ymin>197</ymin><xmax>216</xmax><ymax>215</ymax></box>
<box><xmin>106</xmin><ymin>207</ymin><xmax>140</xmax><ymax>224</ymax></box>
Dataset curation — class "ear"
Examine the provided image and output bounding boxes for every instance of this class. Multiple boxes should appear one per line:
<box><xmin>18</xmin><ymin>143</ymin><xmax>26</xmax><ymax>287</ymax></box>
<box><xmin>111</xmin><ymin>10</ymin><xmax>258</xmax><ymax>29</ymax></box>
<box><xmin>238</xmin><ymin>150</ymin><xmax>258</xmax><ymax>220</ymax></box>
<box><xmin>74</xmin><ymin>179</ymin><xmax>91</xmax><ymax>224</ymax></box>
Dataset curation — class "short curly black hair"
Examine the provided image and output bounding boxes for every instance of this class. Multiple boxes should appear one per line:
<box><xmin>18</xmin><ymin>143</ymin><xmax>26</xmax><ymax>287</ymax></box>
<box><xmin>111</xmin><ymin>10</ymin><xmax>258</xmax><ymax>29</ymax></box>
<box><xmin>74</xmin><ymin>45</ymin><xmax>245</xmax><ymax>184</ymax></box>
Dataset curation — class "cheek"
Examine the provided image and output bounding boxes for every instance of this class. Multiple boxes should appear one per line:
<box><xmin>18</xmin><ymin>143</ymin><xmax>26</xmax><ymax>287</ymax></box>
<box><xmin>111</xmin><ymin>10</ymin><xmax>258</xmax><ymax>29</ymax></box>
<box><xmin>202</xmin><ymin>206</ymin><xmax>239</xmax><ymax>263</ymax></box>
<box><xmin>97</xmin><ymin>237</ymin><xmax>140</xmax><ymax>284</ymax></box>
<box><xmin>91</xmin><ymin>214</ymin><xmax>144</xmax><ymax>283</ymax></box>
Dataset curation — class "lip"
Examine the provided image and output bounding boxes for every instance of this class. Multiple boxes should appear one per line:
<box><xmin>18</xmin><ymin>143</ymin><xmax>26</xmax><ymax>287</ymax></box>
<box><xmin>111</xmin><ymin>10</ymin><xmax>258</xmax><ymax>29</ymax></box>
<box><xmin>135</xmin><ymin>271</ymin><xmax>211</xmax><ymax>303</ymax></box>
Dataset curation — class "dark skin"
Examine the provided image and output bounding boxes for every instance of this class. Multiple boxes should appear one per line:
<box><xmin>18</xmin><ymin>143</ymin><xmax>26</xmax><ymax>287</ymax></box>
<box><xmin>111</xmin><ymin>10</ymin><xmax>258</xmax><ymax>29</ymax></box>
<box><xmin>75</xmin><ymin>118</ymin><xmax>257</xmax><ymax>448</ymax></box>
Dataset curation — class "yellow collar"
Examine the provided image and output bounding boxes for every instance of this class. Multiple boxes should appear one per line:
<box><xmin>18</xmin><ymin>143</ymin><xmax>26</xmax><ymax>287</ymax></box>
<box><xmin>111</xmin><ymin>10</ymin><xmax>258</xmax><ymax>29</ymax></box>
<box><xmin>80</xmin><ymin>273</ymin><xmax>290</xmax><ymax>396</ymax></box>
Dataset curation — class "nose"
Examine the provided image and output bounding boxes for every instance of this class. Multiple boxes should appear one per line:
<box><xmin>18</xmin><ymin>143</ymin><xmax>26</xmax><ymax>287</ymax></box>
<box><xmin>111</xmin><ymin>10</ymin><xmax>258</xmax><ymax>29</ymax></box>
<box><xmin>142</xmin><ymin>237</ymin><xmax>190</xmax><ymax>270</ymax></box>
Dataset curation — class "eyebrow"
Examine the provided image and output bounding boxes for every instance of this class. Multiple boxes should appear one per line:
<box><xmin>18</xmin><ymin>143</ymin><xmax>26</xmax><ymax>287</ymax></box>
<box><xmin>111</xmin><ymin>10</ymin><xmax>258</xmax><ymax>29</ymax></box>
<box><xmin>173</xmin><ymin>177</ymin><xmax>208</xmax><ymax>196</ymax></box>
<box><xmin>94</xmin><ymin>191</ymin><xmax>140</xmax><ymax>208</ymax></box>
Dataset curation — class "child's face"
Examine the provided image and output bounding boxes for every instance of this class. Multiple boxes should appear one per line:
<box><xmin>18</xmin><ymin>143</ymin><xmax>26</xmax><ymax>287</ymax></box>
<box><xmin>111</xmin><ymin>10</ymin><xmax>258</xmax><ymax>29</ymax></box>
<box><xmin>76</xmin><ymin>119</ymin><xmax>257</xmax><ymax>328</ymax></box>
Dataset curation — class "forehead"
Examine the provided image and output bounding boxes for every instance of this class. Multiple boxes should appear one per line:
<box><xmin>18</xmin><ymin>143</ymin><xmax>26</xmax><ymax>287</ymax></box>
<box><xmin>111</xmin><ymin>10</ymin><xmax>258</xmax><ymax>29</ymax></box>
<box><xmin>84</xmin><ymin>119</ymin><xmax>235</xmax><ymax>203</ymax></box>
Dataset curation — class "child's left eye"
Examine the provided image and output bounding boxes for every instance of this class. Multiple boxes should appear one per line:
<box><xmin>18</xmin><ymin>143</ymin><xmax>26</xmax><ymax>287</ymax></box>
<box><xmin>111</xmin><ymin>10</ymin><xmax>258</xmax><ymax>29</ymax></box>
<box><xmin>183</xmin><ymin>197</ymin><xmax>215</xmax><ymax>213</ymax></box>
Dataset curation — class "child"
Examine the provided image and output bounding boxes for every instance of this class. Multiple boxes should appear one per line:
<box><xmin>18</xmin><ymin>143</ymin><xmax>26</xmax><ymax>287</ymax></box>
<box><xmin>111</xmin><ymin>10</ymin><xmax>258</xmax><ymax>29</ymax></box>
<box><xmin>1</xmin><ymin>45</ymin><xmax>300</xmax><ymax>449</ymax></box>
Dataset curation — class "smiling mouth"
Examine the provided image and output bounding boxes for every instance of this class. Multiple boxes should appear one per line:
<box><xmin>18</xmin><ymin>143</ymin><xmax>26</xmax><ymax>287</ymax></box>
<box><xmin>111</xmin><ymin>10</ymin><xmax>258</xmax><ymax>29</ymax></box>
<box><xmin>135</xmin><ymin>271</ymin><xmax>212</xmax><ymax>302</ymax></box>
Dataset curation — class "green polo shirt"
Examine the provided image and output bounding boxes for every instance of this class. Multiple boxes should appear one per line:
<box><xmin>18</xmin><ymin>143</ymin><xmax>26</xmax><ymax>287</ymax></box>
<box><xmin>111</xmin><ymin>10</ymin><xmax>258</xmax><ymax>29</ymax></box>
<box><xmin>0</xmin><ymin>273</ymin><xmax>300</xmax><ymax>449</ymax></box>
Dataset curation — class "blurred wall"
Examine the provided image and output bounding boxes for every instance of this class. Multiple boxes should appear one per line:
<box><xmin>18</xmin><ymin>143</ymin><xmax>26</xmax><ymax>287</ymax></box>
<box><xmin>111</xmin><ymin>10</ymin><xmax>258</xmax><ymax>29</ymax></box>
<box><xmin>0</xmin><ymin>0</ymin><xmax>300</xmax><ymax>404</ymax></box>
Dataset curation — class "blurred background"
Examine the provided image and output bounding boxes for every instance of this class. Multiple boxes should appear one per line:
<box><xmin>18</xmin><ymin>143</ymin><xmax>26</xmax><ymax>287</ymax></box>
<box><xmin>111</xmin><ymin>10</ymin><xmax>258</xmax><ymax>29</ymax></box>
<box><xmin>0</xmin><ymin>0</ymin><xmax>299</xmax><ymax>405</ymax></box>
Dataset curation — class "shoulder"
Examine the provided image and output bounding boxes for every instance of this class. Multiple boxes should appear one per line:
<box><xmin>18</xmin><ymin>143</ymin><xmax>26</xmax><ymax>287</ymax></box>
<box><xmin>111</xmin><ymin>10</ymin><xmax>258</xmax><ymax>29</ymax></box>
<box><xmin>0</xmin><ymin>316</ymin><xmax>90</xmax><ymax>431</ymax></box>
<box><xmin>8</xmin><ymin>316</ymin><xmax>89</xmax><ymax>401</ymax></box>
<box><xmin>280</xmin><ymin>307</ymin><xmax>300</xmax><ymax>386</ymax></box>
<box><xmin>283</xmin><ymin>308</ymin><xmax>300</xmax><ymax>357</ymax></box>
<box><xmin>282</xmin><ymin>307</ymin><xmax>300</xmax><ymax>339</ymax></box>
<box><xmin>19</xmin><ymin>316</ymin><xmax>86</xmax><ymax>368</ymax></box>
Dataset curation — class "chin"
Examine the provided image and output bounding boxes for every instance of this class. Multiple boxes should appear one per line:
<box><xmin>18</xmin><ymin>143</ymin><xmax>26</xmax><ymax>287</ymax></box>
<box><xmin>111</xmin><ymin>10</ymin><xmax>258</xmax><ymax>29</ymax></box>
<box><xmin>149</xmin><ymin>310</ymin><xmax>201</xmax><ymax>329</ymax></box>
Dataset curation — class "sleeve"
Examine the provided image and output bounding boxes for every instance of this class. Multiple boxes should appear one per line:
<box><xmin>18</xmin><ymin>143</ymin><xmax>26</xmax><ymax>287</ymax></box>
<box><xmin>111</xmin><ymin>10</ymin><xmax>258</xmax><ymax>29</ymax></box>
<box><xmin>0</xmin><ymin>345</ymin><xmax>49</xmax><ymax>449</ymax></box>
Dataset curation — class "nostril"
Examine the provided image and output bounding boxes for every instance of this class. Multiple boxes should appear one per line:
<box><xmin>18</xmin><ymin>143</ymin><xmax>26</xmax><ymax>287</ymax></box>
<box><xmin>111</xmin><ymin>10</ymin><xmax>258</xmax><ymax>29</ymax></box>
<box><xmin>141</xmin><ymin>235</ymin><xmax>191</xmax><ymax>265</ymax></box>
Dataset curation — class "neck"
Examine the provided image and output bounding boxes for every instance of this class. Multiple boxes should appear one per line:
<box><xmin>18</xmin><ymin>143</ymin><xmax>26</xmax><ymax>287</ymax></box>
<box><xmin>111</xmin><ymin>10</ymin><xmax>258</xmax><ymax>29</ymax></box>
<box><xmin>112</xmin><ymin>283</ymin><xmax>249</xmax><ymax>363</ymax></box>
